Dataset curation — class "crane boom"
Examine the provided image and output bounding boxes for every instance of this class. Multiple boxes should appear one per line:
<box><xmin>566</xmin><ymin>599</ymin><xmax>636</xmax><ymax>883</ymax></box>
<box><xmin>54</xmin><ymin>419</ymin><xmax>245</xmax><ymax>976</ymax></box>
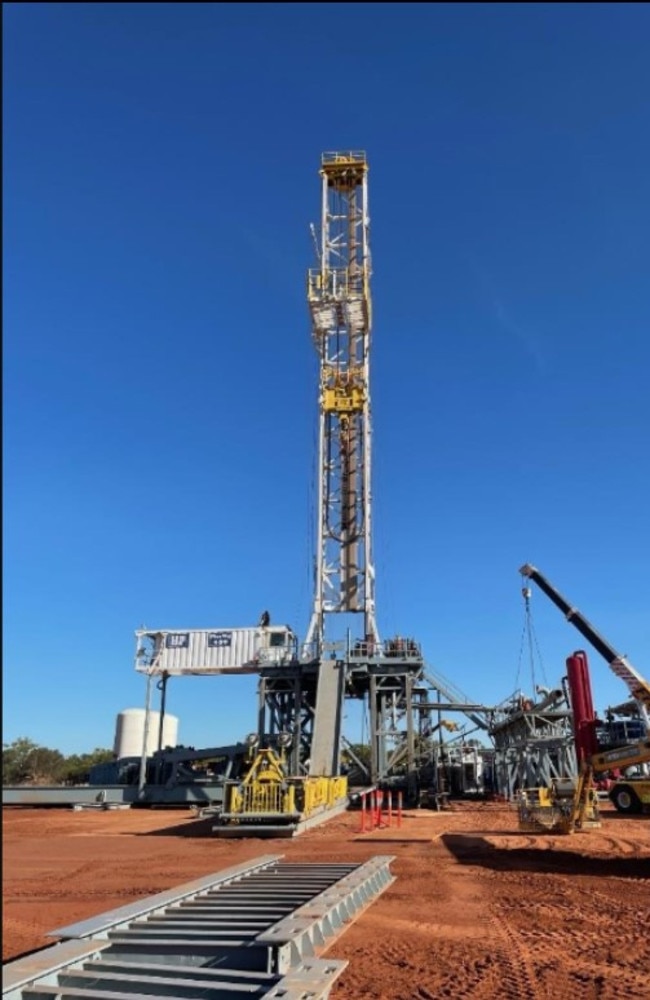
<box><xmin>519</xmin><ymin>563</ymin><xmax>650</xmax><ymax>714</ymax></box>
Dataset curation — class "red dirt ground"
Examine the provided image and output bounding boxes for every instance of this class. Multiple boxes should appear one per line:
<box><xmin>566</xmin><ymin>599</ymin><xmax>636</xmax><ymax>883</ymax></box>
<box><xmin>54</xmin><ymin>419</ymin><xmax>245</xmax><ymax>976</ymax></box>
<box><xmin>3</xmin><ymin>802</ymin><xmax>650</xmax><ymax>999</ymax></box>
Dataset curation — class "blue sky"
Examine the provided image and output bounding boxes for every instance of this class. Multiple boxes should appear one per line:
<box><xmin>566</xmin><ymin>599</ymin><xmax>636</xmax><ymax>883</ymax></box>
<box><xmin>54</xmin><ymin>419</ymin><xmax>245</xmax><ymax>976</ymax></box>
<box><xmin>4</xmin><ymin>2</ymin><xmax>650</xmax><ymax>755</ymax></box>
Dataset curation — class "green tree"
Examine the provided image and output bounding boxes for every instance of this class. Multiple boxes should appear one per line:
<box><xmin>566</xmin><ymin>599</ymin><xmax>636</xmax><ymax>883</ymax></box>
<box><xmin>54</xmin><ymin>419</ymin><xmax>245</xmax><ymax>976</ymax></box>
<box><xmin>2</xmin><ymin>738</ymin><xmax>65</xmax><ymax>784</ymax></box>
<box><xmin>27</xmin><ymin>747</ymin><xmax>66</xmax><ymax>784</ymax></box>
<box><xmin>62</xmin><ymin>748</ymin><xmax>114</xmax><ymax>785</ymax></box>
<box><xmin>2</xmin><ymin>737</ymin><xmax>39</xmax><ymax>784</ymax></box>
<box><xmin>2</xmin><ymin>738</ymin><xmax>114</xmax><ymax>786</ymax></box>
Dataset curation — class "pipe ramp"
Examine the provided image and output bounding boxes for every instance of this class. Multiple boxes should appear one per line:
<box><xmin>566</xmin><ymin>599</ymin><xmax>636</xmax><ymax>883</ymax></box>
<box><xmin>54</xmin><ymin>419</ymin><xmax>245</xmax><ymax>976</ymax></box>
<box><xmin>3</xmin><ymin>855</ymin><xmax>395</xmax><ymax>1000</ymax></box>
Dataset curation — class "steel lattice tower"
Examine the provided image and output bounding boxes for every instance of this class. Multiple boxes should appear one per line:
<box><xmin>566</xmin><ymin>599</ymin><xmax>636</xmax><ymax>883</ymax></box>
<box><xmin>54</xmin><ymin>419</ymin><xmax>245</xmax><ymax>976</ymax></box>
<box><xmin>304</xmin><ymin>152</ymin><xmax>379</xmax><ymax>655</ymax></box>
<box><xmin>259</xmin><ymin>151</ymin><xmax>425</xmax><ymax>788</ymax></box>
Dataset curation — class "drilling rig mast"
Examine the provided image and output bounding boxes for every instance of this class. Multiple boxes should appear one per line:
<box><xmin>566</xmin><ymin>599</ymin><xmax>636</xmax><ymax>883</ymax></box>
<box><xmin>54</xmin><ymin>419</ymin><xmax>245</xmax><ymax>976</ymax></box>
<box><xmin>304</xmin><ymin>152</ymin><xmax>379</xmax><ymax>655</ymax></box>
<box><xmin>257</xmin><ymin>151</ymin><xmax>428</xmax><ymax>790</ymax></box>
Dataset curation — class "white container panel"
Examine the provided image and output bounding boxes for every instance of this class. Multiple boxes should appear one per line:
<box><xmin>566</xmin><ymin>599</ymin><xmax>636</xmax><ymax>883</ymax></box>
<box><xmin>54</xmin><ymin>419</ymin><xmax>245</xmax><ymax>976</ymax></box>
<box><xmin>157</xmin><ymin>628</ymin><xmax>260</xmax><ymax>675</ymax></box>
<box><xmin>135</xmin><ymin>626</ymin><xmax>295</xmax><ymax>676</ymax></box>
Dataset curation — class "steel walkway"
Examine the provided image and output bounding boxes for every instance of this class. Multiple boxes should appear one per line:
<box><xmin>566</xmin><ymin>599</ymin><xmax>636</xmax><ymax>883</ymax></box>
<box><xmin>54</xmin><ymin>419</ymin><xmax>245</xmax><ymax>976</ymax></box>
<box><xmin>3</xmin><ymin>855</ymin><xmax>395</xmax><ymax>1000</ymax></box>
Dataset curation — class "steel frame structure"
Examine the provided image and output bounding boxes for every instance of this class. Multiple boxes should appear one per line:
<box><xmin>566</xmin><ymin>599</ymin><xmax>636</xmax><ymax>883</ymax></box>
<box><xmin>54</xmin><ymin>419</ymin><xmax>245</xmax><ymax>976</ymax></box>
<box><xmin>364</xmin><ymin>657</ymin><xmax>424</xmax><ymax>787</ymax></box>
<box><xmin>489</xmin><ymin>690</ymin><xmax>578</xmax><ymax>799</ymax></box>
<box><xmin>259</xmin><ymin>649</ymin><xmax>428</xmax><ymax>787</ymax></box>
<box><xmin>257</xmin><ymin>665</ymin><xmax>317</xmax><ymax>775</ymax></box>
<box><xmin>304</xmin><ymin>152</ymin><xmax>378</xmax><ymax>654</ymax></box>
<box><xmin>3</xmin><ymin>856</ymin><xmax>396</xmax><ymax>1000</ymax></box>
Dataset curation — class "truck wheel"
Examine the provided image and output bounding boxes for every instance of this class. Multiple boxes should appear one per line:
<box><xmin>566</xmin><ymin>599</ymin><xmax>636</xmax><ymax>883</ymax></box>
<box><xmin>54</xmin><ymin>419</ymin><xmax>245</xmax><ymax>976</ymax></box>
<box><xmin>610</xmin><ymin>784</ymin><xmax>642</xmax><ymax>814</ymax></box>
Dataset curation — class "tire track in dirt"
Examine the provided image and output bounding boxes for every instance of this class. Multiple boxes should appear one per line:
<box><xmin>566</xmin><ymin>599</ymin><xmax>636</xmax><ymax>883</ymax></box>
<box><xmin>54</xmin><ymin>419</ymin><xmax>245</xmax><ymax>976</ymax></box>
<box><xmin>368</xmin><ymin>940</ymin><xmax>503</xmax><ymax>1000</ymax></box>
<box><xmin>596</xmin><ymin>834</ymin><xmax>647</xmax><ymax>857</ymax></box>
<box><xmin>489</xmin><ymin>866</ymin><xmax>650</xmax><ymax>1000</ymax></box>
<box><xmin>487</xmin><ymin>910</ymin><xmax>539</xmax><ymax>1000</ymax></box>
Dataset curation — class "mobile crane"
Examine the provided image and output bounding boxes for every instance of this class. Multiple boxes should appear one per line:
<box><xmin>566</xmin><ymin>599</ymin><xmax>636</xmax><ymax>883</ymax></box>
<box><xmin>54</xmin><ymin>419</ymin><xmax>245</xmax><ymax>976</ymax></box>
<box><xmin>520</xmin><ymin>564</ymin><xmax>650</xmax><ymax>819</ymax></box>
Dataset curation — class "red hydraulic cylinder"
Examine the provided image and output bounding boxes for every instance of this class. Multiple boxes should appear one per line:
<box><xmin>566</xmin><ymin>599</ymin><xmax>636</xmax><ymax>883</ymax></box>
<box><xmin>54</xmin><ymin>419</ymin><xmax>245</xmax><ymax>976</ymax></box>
<box><xmin>566</xmin><ymin>650</ymin><xmax>599</xmax><ymax>764</ymax></box>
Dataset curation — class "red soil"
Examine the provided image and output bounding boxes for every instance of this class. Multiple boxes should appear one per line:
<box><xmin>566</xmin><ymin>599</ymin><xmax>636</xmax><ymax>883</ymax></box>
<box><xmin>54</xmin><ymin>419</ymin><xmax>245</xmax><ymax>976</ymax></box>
<box><xmin>3</xmin><ymin>802</ymin><xmax>650</xmax><ymax>999</ymax></box>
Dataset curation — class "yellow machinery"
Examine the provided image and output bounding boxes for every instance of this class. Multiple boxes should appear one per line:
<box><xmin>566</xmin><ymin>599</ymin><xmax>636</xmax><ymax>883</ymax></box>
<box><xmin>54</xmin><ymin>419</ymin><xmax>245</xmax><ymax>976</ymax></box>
<box><xmin>516</xmin><ymin>769</ymin><xmax>601</xmax><ymax>835</ymax></box>
<box><xmin>517</xmin><ymin>741</ymin><xmax>650</xmax><ymax>834</ymax></box>
<box><xmin>592</xmin><ymin>741</ymin><xmax>650</xmax><ymax>815</ymax></box>
<box><xmin>213</xmin><ymin>737</ymin><xmax>348</xmax><ymax>838</ymax></box>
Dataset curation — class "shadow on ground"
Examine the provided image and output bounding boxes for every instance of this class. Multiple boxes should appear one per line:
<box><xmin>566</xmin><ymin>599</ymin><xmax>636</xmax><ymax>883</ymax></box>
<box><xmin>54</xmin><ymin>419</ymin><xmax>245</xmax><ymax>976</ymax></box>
<box><xmin>132</xmin><ymin>815</ymin><xmax>221</xmax><ymax>838</ymax></box>
<box><xmin>133</xmin><ymin>815</ymin><xmax>294</xmax><ymax>842</ymax></box>
<box><xmin>441</xmin><ymin>833</ymin><xmax>650</xmax><ymax>878</ymax></box>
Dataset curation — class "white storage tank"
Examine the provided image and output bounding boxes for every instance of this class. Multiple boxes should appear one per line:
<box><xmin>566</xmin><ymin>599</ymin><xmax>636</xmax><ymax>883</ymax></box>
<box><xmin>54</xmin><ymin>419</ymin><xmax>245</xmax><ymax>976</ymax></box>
<box><xmin>113</xmin><ymin>709</ymin><xmax>179</xmax><ymax>760</ymax></box>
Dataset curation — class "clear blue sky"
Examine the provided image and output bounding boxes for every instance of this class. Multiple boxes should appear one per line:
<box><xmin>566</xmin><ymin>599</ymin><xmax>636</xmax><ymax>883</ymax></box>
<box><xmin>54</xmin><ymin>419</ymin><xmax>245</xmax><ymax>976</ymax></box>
<box><xmin>4</xmin><ymin>3</ymin><xmax>650</xmax><ymax>755</ymax></box>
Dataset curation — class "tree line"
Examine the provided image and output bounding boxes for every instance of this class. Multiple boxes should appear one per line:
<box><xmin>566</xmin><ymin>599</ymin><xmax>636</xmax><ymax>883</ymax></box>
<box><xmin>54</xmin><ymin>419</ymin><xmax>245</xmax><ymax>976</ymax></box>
<box><xmin>2</xmin><ymin>737</ymin><xmax>114</xmax><ymax>786</ymax></box>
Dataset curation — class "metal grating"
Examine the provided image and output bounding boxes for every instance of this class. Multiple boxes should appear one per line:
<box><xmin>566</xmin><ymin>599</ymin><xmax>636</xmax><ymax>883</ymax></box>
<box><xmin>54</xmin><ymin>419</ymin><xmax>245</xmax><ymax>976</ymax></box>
<box><xmin>3</xmin><ymin>855</ymin><xmax>395</xmax><ymax>1000</ymax></box>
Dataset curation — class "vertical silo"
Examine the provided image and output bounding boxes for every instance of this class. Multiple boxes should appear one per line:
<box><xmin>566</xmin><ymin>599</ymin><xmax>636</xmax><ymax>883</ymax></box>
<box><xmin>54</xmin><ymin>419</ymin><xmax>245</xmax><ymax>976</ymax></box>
<box><xmin>113</xmin><ymin>709</ymin><xmax>179</xmax><ymax>759</ymax></box>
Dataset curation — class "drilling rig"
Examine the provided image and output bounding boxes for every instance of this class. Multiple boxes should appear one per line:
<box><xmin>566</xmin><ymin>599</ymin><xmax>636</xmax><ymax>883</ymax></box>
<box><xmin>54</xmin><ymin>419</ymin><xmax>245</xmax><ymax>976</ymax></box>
<box><xmin>3</xmin><ymin>153</ymin><xmax>487</xmax><ymax>820</ymax></box>
<box><xmin>127</xmin><ymin>154</ymin><xmax>430</xmax><ymax>819</ymax></box>
<box><xmin>256</xmin><ymin>152</ymin><xmax>428</xmax><ymax>796</ymax></box>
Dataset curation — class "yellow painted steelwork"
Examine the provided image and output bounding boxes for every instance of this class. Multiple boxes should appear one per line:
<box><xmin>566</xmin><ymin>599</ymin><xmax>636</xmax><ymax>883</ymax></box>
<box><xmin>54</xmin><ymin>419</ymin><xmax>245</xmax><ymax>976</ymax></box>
<box><xmin>516</xmin><ymin>773</ymin><xmax>600</xmax><ymax>835</ymax></box>
<box><xmin>321</xmin><ymin>151</ymin><xmax>368</xmax><ymax>188</ymax></box>
<box><xmin>294</xmin><ymin>774</ymin><xmax>348</xmax><ymax>814</ymax></box>
<box><xmin>327</xmin><ymin>774</ymin><xmax>348</xmax><ymax>805</ymax></box>
<box><xmin>230</xmin><ymin>781</ymin><xmax>295</xmax><ymax>817</ymax></box>
<box><xmin>321</xmin><ymin>367</ymin><xmax>366</xmax><ymax>413</ymax></box>
<box><xmin>322</xmin><ymin>387</ymin><xmax>365</xmax><ymax>413</ymax></box>
<box><xmin>516</xmin><ymin>786</ymin><xmax>570</xmax><ymax>834</ymax></box>
<box><xmin>223</xmin><ymin>747</ymin><xmax>348</xmax><ymax>824</ymax></box>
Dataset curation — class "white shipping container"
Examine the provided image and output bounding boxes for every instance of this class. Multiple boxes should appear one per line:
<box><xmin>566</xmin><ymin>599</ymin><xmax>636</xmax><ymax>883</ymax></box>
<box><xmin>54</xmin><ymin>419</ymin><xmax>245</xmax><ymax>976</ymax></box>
<box><xmin>135</xmin><ymin>626</ymin><xmax>296</xmax><ymax>676</ymax></box>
